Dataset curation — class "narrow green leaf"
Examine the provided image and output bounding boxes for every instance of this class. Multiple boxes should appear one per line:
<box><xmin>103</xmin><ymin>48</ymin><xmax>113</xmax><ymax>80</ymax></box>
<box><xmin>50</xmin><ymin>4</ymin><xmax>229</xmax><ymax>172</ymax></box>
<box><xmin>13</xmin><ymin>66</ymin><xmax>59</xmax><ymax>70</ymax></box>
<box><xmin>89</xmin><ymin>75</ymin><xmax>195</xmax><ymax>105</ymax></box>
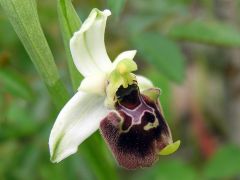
<box><xmin>168</xmin><ymin>21</ymin><xmax>240</xmax><ymax>47</ymax></box>
<box><xmin>57</xmin><ymin>0</ymin><xmax>82</xmax><ymax>90</ymax></box>
<box><xmin>203</xmin><ymin>144</ymin><xmax>240</xmax><ymax>179</ymax></box>
<box><xmin>107</xmin><ymin>0</ymin><xmax>126</xmax><ymax>18</ymax></box>
<box><xmin>3</xmin><ymin>101</ymin><xmax>39</xmax><ymax>139</ymax></box>
<box><xmin>0</xmin><ymin>68</ymin><xmax>32</xmax><ymax>100</ymax></box>
<box><xmin>132</xmin><ymin>32</ymin><xmax>186</xmax><ymax>83</ymax></box>
<box><xmin>0</xmin><ymin>0</ymin><xmax>69</xmax><ymax>110</ymax></box>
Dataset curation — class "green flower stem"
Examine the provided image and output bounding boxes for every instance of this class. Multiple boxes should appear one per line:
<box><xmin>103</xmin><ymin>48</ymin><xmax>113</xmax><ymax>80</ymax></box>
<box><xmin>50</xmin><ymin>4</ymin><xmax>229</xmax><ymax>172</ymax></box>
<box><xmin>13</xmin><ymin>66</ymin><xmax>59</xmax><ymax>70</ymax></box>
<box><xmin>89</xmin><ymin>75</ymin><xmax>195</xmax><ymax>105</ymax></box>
<box><xmin>57</xmin><ymin>0</ymin><xmax>83</xmax><ymax>91</ymax></box>
<box><xmin>0</xmin><ymin>0</ymin><xmax>69</xmax><ymax>110</ymax></box>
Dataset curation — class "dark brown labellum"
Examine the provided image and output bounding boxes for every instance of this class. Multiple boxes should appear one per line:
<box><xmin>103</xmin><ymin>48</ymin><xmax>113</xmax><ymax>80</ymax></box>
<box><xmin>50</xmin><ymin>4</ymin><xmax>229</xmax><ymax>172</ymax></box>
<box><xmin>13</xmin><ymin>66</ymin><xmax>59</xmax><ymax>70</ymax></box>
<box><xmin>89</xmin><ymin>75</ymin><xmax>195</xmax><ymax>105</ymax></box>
<box><xmin>100</xmin><ymin>84</ymin><xmax>172</xmax><ymax>169</ymax></box>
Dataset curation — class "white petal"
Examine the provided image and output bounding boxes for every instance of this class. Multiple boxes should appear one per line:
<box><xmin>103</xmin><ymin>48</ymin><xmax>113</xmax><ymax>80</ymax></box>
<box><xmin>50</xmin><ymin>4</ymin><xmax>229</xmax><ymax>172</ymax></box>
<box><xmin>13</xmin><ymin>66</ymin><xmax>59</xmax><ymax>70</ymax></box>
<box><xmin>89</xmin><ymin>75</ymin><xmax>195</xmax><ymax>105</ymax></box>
<box><xmin>70</xmin><ymin>9</ymin><xmax>112</xmax><ymax>77</ymax></box>
<box><xmin>78</xmin><ymin>73</ymin><xmax>107</xmax><ymax>95</ymax></box>
<box><xmin>136</xmin><ymin>75</ymin><xmax>154</xmax><ymax>91</ymax></box>
<box><xmin>112</xmin><ymin>50</ymin><xmax>137</xmax><ymax>70</ymax></box>
<box><xmin>49</xmin><ymin>91</ymin><xmax>109</xmax><ymax>163</ymax></box>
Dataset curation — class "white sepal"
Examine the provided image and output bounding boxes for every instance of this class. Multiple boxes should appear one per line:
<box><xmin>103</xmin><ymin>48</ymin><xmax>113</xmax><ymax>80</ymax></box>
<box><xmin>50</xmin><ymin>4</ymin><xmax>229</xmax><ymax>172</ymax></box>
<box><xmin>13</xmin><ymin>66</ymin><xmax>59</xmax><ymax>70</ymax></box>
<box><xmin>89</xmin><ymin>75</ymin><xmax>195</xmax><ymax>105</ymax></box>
<box><xmin>136</xmin><ymin>75</ymin><xmax>154</xmax><ymax>91</ymax></box>
<box><xmin>70</xmin><ymin>9</ymin><xmax>112</xmax><ymax>77</ymax></box>
<box><xmin>49</xmin><ymin>91</ymin><xmax>109</xmax><ymax>163</ymax></box>
<box><xmin>78</xmin><ymin>73</ymin><xmax>107</xmax><ymax>95</ymax></box>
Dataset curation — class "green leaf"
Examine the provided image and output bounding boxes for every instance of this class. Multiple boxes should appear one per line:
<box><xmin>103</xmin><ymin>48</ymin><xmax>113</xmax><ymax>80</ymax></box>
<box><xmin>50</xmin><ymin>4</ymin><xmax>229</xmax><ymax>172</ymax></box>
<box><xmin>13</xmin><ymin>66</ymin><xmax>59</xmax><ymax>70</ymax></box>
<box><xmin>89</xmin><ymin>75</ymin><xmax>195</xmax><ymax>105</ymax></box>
<box><xmin>107</xmin><ymin>0</ymin><xmax>126</xmax><ymax>18</ymax></box>
<box><xmin>203</xmin><ymin>144</ymin><xmax>240</xmax><ymax>179</ymax></box>
<box><xmin>133</xmin><ymin>159</ymin><xmax>197</xmax><ymax>180</ymax></box>
<box><xmin>132</xmin><ymin>32</ymin><xmax>186</xmax><ymax>83</ymax></box>
<box><xmin>0</xmin><ymin>68</ymin><xmax>32</xmax><ymax>100</ymax></box>
<box><xmin>124</xmin><ymin>15</ymin><xmax>160</xmax><ymax>35</ymax></box>
<box><xmin>0</xmin><ymin>101</ymin><xmax>39</xmax><ymax>140</ymax></box>
<box><xmin>0</xmin><ymin>0</ymin><xmax>69</xmax><ymax>110</ymax></box>
<box><xmin>13</xmin><ymin>144</ymin><xmax>40</xmax><ymax>180</ymax></box>
<box><xmin>57</xmin><ymin>0</ymin><xmax>83</xmax><ymax>90</ymax></box>
<box><xmin>168</xmin><ymin>21</ymin><xmax>240</xmax><ymax>47</ymax></box>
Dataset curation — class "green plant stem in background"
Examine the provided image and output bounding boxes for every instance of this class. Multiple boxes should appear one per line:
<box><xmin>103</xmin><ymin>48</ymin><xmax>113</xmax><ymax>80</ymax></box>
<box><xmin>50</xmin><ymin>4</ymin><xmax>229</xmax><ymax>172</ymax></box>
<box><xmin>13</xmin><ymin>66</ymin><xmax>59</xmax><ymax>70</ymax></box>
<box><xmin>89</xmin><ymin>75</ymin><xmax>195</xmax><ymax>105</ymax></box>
<box><xmin>0</xmin><ymin>68</ymin><xmax>33</xmax><ymax>100</ymax></box>
<box><xmin>0</xmin><ymin>0</ymin><xmax>69</xmax><ymax>110</ymax></box>
<box><xmin>57</xmin><ymin>0</ymin><xmax>83</xmax><ymax>91</ymax></box>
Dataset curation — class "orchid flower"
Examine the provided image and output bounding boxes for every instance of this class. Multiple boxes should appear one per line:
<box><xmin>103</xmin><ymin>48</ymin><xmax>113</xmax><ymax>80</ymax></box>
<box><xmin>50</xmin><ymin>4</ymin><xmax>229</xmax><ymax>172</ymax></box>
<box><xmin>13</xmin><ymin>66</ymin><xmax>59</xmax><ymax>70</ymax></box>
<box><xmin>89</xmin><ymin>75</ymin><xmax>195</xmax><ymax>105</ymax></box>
<box><xmin>49</xmin><ymin>8</ymin><xmax>180</xmax><ymax>169</ymax></box>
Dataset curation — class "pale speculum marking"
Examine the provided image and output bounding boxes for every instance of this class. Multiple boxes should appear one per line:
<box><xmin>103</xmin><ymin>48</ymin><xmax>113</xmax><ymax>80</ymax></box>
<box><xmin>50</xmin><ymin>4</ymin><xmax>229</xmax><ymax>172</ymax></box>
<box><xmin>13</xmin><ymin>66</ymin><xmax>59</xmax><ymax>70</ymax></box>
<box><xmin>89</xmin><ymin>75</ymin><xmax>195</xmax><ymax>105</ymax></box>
<box><xmin>115</xmin><ymin>84</ymin><xmax>159</xmax><ymax>132</ymax></box>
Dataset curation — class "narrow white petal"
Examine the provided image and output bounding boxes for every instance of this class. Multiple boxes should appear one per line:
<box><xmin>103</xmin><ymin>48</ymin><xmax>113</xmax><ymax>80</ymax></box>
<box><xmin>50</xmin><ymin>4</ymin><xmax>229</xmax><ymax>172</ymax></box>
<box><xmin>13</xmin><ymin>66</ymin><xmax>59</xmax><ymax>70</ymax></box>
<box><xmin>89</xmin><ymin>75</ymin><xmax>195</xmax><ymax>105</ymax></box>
<box><xmin>78</xmin><ymin>73</ymin><xmax>107</xmax><ymax>95</ymax></box>
<box><xmin>70</xmin><ymin>9</ymin><xmax>112</xmax><ymax>77</ymax></box>
<box><xmin>136</xmin><ymin>75</ymin><xmax>154</xmax><ymax>91</ymax></box>
<box><xmin>49</xmin><ymin>91</ymin><xmax>109</xmax><ymax>163</ymax></box>
<box><xmin>112</xmin><ymin>50</ymin><xmax>137</xmax><ymax>70</ymax></box>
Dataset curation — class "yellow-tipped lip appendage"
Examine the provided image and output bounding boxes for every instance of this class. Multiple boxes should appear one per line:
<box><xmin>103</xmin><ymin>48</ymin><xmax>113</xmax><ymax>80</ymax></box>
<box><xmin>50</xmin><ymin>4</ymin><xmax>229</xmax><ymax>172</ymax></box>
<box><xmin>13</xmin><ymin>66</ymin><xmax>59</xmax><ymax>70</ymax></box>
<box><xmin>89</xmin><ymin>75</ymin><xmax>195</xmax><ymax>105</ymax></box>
<box><xmin>159</xmin><ymin>140</ymin><xmax>181</xmax><ymax>155</ymax></box>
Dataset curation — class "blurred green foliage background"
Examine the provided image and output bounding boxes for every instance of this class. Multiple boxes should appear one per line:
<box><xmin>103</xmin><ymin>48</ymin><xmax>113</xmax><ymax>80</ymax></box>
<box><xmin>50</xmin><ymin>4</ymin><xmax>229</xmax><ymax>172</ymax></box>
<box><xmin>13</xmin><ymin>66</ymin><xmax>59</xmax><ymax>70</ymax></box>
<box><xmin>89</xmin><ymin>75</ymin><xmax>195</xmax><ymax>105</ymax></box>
<box><xmin>1</xmin><ymin>0</ymin><xmax>240</xmax><ymax>179</ymax></box>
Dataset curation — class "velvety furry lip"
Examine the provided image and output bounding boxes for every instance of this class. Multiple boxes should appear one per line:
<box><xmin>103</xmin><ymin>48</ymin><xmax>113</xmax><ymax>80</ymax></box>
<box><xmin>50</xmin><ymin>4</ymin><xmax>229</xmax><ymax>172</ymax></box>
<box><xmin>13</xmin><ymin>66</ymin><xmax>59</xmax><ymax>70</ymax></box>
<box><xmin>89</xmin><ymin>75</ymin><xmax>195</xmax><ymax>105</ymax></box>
<box><xmin>100</xmin><ymin>84</ymin><xmax>172</xmax><ymax>169</ymax></box>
